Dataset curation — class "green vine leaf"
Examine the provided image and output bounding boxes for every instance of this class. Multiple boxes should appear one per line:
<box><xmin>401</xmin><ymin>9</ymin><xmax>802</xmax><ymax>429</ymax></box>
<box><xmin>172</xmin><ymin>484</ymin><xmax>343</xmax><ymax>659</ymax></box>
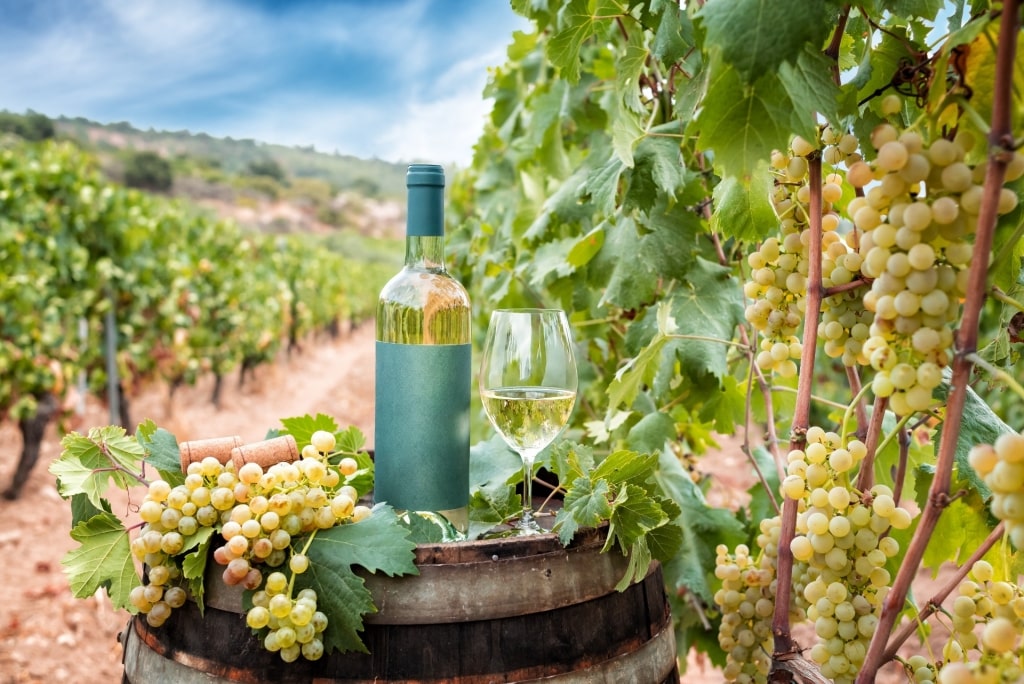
<box><xmin>137</xmin><ymin>419</ymin><xmax>184</xmax><ymax>486</ymax></box>
<box><xmin>547</xmin><ymin>0</ymin><xmax>595</xmax><ymax>84</ymax></box>
<box><xmin>278</xmin><ymin>413</ymin><xmax>341</xmax><ymax>450</ymax></box>
<box><xmin>710</xmin><ymin>161</ymin><xmax>776</xmax><ymax>242</ymax></box>
<box><xmin>698</xmin><ymin>0</ymin><xmax>834</xmax><ymax>83</ymax></box>
<box><xmin>51</xmin><ymin>427</ymin><xmax>144</xmax><ymax>509</ymax></box>
<box><xmin>296</xmin><ymin>505</ymin><xmax>418</xmax><ymax>654</ymax></box>
<box><xmin>62</xmin><ymin>512</ymin><xmax>135</xmax><ymax>611</ymax></box>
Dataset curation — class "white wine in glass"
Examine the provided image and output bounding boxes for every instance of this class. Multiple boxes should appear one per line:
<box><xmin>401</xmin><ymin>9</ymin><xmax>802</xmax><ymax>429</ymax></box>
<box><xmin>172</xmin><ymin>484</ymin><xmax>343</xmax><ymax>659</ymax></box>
<box><xmin>479</xmin><ymin>309</ymin><xmax>577</xmax><ymax>535</ymax></box>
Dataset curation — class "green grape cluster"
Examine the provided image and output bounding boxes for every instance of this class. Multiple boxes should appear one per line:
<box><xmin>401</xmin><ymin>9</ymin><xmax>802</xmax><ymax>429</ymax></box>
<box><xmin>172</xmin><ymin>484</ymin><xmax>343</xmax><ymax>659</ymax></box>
<box><xmin>782</xmin><ymin>427</ymin><xmax>915</xmax><ymax>684</ymax></box>
<box><xmin>941</xmin><ymin>560</ymin><xmax>1024</xmax><ymax>667</ymax></box>
<box><xmin>129</xmin><ymin>430</ymin><xmax>369</xmax><ymax>659</ymax></box>
<box><xmin>849</xmin><ymin>121</ymin><xmax>1023</xmax><ymax>416</ymax></box>
<box><xmin>248</xmin><ymin>575</ymin><xmax>329</xmax><ymax>663</ymax></box>
<box><xmin>969</xmin><ymin>434</ymin><xmax>1024</xmax><ymax>549</ymax></box>
<box><xmin>713</xmin><ymin>539</ymin><xmax>778</xmax><ymax>683</ymax></box>
<box><xmin>746</xmin><ymin>137</ymin><xmax>834</xmax><ymax>377</ymax></box>
<box><xmin>820</xmin><ymin>234</ymin><xmax>873</xmax><ymax>367</ymax></box>
<box><xmin>211</xmin><ymin>451</ymin><xmax>367</xmax><ymax>589</ymax></box>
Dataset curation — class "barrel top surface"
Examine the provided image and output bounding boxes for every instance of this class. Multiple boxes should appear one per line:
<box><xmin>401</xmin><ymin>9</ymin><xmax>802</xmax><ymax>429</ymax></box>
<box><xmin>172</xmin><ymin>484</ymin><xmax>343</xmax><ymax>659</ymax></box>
<box><xmin>412</xmin><ymin>524</ymin><xmax>606</xmax><ymax>564</ymax></box>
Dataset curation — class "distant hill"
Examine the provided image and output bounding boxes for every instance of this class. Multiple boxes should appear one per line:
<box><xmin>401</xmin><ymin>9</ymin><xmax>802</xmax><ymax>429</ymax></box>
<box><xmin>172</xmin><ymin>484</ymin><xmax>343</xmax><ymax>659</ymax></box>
<box><xmin>55</xmin><ymin>116</ymin><xmax>408</xmax><ymax>199</ymax></box>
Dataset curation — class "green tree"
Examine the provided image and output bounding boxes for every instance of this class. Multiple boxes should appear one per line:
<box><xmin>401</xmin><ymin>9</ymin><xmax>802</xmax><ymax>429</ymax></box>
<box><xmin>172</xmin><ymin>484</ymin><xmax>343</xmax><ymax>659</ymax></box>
<box><xmin>123</xmin><ymin>150</ymin><xmax>173</xmax><ymax>192</ymax></box>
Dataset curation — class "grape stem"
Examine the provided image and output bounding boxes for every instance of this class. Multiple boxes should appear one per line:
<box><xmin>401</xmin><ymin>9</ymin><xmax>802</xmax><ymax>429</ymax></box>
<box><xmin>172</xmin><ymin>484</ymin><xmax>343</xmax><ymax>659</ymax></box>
<box><xmin>770</xmin><ymin>385</ymin><xmax>849</xmax><ymax>411</ymax></box>
<box><xmin>968</xmin><ymin>352</ymin><xmax>1024</xmax><ymax>401</ymax></box>
<box><xmin>91</xmin><ymin>438</ymin><xmax>151</xmax><ymax>489</ymax></box>
<box><xmin>771</xmin><ymin>154</ymin><xmax>824</xmax><ymax>660</ymax></box>
<box><xmin>893</xmin><ymin>422</ymin><xmax>910</xmax><ymax>504</ymax></box>
<box><xmin>855</xmin><ymin>395</ymin><xmax>889</xmax><ymax>492</ymax></box>
<box><xmin>990</xmin><ymin>286</ymin><xmax>1024</xmax><ymax>314</ymax></box>
<box><xmin>845</xmin><ymin>365</ymin><xmax>869</xmax><ymax>441</ymax></box>
<box><xmin>881</xmin><ymin>521</ymin><xmax>1006</xmax><ymax>662</ymax></box>
<box><xmin>868</xmin><ymin>412</ymin><xmax>912</xmax><ymax>476</ymax></box>
<box><xmin>287</xmin><ymin>529</ymin><xmax>319</xmax><ymax>598</ymax></box>
<box><xmin>840</xmin><ymin>381</ymin><xmax>873</xmax><ymax>446</ymax></box>
<box><xmin>856</xmin><ymin>1</ymin><xmax>1021</xmax><ymax>680</ymax></box>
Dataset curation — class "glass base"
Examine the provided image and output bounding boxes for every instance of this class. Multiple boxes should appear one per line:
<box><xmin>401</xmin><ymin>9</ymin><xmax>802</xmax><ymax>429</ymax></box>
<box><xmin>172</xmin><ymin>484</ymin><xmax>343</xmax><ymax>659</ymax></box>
<box><xmin>513</xmin><ymin>515</ymin><xmax>545</xmax><ymax>535</ymax></box>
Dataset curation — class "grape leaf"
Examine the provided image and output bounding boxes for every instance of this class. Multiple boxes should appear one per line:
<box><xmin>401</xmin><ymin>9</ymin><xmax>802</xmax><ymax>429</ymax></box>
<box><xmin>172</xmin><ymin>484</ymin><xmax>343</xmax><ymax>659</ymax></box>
<box><xmin>297</xmin><ymin>506</ymin><xmax>418</xmax><ymax>654</ymax></box>
<box><xmin>777</xmin><ymin>46</ymin><xmax>841</xmax><ymax>128</ymax></box>
<box><xmin>61</xmin><ymin>512</ymin><xmax>135</xmax><ymax>610</ymax></box>
<box><xmin>51</xmin><ymin>427</ymin><xmax>144</xmax><ymax>509</ymax></box>
<box><xmin>555</xmin><ymin>476</ymin><xmax>612</xmax><ymax>545</ymax></box>
<box><xmin>612</xmin><ymin>258</ymin><xmax>743</xmax><ymax>395</ymax></box>
<box><xmin>624</xmin><ymin>136</ymin><xmax>685</xmax><ymax>213</ymax></box>
<box><xmin>335</xmin><ymin>425</ymin><xmax>366</xmax><ymax>454</ymax></box>
<box><xmin>694</xmin><ymin>59</ymin><xmax>799</xmax><ymax>178</ymax></box>
<box><xmin>651</xmin><ymin>0</ymin><xmax>692</xmax><ymax>65</ymax></box>
<box><xmin>935</xmin><ymin>380</ymin><xmax>1015</xmax><ymax>495</ymax></box>
<box><xmin>70</xmin><ymin>492</ymin><xmax>109</xmax><ymax>528</ymax></box>
<box><xmin>617</xmin><ymin>30</ymin><xmax>648</xmax><ymax>115</ymax></box>
<box><xmin>278</xmin><ymin>413</ymin><xmax>340</xmax><ymax>451</ymax></box>
<box><xmin>654</xmin><ymin>447</ymin><xmax>746</xmax><ymax>603</ymax></box>
<box><xmin>618</xmin><ymin>538</ymin><xmax>653</xmax><ymax>591</ymax></box>
<box><xmin>468</xmin><ymin>436</ymin><xmax>521</xmax><ymax>537</ymax></box>
<box><xmin>136</xmin><ymin>420</ymin><xmax>183</xmax><ymax>486</ymax></box>
<box><xmin>593</xmin><ymin>449</ymin><xmax>659</xmax><ymax>488</ymax></box>
<box><xmin>611</xmin><ymin>103</ymin><xmax>646</xmax><ymax>167</ymax></box>
<box><xmin>545</xmin><ymin>440</ymin><xmax>596</xmax><ymax>485</ymax></box>
<box><xmin>584</xmin><ymin>155</ymin><xmax>626</xmax><ymax>215</ymax></box>
<box><xmin>605</xmin><ymin>483</ymin><xmax>670</xmax><ymax>556</ymax></box>
<box><xmin>567</xmin><ymin>224</ymin><xmax>606</xmax><ymax>268</ymax></box>
<box><xmin>919</xmin><ymin>494</ymin><xmax>995</xmax><ymax>571</ymax></box>
<box><xmin>547</xmin><ymin>0</ymin><xmax>594</xmax><ymax>84</ymax></box>
<box><xmin>626</xmin><ymin>411</ymin><xmax>676</xmax><ymax>455</ymax></box>
<box><xmin>529</xmin><ymin>236</ymin><xmax>579</xmax><ymax>288</ymax></box>
<box><xmin>710</xmin><ymin>161</ymin><xmax>776</xmax><ymax>241</ymax></box>
<box><xmin>182</xmin><ymin>532</ymin><xmax>213</xmax><ymax>614</ymax></box>
<box><xmin>698</xmin><ymin>0</ymin><xmax>833</xmax><ymax>83</ymax></box>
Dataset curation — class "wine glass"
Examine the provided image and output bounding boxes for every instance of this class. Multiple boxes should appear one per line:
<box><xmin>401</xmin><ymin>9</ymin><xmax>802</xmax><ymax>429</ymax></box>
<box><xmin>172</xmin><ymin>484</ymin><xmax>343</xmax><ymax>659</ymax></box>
<box><xmin>479</xmin><ymin>309</ymin><xmax>578</xmax><ymax>535</ymax></box>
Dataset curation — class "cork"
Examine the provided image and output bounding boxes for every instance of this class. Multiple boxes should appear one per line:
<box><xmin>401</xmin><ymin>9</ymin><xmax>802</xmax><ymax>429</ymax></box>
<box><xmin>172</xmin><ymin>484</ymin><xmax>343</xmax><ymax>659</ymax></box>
<box><xmin>231</xmin><ymin>434</ymin><xmax>299</xmax><ymax>471</ymax></box>
<box><xmin>178</xmin><ymin>435</ymin><xmax>244</xmax><ymax>473</ymax></box>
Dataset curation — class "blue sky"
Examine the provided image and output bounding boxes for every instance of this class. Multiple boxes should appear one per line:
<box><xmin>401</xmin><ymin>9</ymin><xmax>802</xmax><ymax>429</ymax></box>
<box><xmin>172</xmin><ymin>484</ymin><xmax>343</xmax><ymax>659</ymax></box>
<box><xmin>0</xmin><ymin>0</ymin><xmax>529</xmax><ymax>165</ymax></box>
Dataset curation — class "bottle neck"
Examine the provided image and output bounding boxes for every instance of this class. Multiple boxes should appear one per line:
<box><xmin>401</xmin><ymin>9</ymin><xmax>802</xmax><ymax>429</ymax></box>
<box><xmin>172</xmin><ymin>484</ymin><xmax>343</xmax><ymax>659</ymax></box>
<box><xmin>405</xmin><ymin>235</ymin><xmax>446</xmax><ymax>271</ymax></box>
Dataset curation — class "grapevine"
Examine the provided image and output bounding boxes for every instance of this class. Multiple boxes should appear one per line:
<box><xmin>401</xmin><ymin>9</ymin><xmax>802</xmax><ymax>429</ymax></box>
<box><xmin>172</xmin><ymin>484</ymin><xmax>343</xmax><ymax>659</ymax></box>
<box><xmin>447</xmin><ymin>1</ymin><xmax>1024</xmax><ymax>683</ymax></box>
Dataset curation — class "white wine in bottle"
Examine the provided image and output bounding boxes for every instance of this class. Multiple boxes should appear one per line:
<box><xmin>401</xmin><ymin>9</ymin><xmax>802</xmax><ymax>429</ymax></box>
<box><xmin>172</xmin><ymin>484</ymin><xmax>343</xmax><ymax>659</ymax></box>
<box><xmin>374</xmin><ymin>164</ymin><xmax>470</xmax><ymax>536</ymax></box>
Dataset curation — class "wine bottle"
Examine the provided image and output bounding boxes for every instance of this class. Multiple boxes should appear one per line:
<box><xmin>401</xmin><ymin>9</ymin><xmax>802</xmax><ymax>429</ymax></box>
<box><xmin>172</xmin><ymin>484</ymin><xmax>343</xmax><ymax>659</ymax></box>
<box><xmin>374</xmin><ymin>163</ymin><xmax>470</xmax><ymax>536</ymax></box>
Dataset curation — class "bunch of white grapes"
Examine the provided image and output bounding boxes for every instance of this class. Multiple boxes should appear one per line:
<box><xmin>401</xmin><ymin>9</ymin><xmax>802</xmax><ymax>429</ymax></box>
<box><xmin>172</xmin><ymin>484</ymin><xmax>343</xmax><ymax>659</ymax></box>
<box><xmin>746</xmin><ymin>136</ymin><xmax>835</xmax><ymax>377</ymax></box>
<box><xmin>247</xmin><ymin>575</ymin><xmax>329</xmax><ymax>663</ymax></box>
<box><xmin>783</xmin><ymin>427</ymin><xmax>915</xmax><ymax>684</ymax></box>
<box><xmin>713</xmin><ymin>540</ymin><xmax>778</xmax><ymax>683</ymax></box>
<box><xmin>129</xmin><ymin>429</ymin><xmax>370</xmax><ymax>661</ymax></box>
<box><xmin>850</xmin><ymin>119</ymin><xmax>1023</xmax><ymax>416</ymax></box>
<box><xmin>969</xmin><ymin>433</ymin><xmax>1024</xmax><ymax>549</ymax></box>
<box><xmin>819</xmin><ymin>232</ymin><xmax>873</xmax><ymax>367</ymax></box>
<box><xmin>935</xmin><ymin>559</ymin><xmax>1024</xmax><ymax>684</ymax></box>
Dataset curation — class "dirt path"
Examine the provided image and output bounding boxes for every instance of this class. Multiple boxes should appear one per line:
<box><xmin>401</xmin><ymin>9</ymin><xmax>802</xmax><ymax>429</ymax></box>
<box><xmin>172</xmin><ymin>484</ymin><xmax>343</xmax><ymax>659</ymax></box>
<box><xmin>0</xmin><ymin>325</ymin><xmax>376</xmax><ymax>683</ymax></box>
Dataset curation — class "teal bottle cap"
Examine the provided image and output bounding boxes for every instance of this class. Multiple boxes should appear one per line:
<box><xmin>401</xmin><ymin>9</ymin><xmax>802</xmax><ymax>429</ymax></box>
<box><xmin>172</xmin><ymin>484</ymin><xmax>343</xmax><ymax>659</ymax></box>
<box><xmin>406</xmin><ymin>163</ymin><xmax>445</xmax><ymax>236</ymax></box>
<box><xmin>407</xmin><ymin>163</ymin><xmax>445</xmax><ymax>187</ymax></box>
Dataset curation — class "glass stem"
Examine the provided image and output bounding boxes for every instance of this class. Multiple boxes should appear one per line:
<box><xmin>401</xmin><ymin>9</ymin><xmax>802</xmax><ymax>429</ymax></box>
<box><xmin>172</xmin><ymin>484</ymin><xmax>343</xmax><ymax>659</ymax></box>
<box><xmin>520</xmin><ymin>449</ymin><xmax>538</xmax><ymax>524</ymax></box>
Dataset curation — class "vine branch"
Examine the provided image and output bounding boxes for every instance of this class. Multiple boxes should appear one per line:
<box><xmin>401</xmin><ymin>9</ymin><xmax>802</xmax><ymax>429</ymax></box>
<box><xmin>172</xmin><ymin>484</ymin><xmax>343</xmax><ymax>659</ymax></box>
<box><xmin>857</xmin><ymin>1</ymin><xmax>1021</xmax><ymax>679</ymax></box>
<box><xmin>771</xmin><ymin>154</ymin><xmax>825</xmax><ymax>661</ymax></box>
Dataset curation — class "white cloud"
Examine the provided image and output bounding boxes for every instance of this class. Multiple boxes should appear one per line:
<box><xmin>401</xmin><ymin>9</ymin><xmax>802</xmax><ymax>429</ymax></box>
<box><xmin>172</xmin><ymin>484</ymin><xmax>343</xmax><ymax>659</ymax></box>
<box><xmin>0</xmin><ymin>0</ymin><xmax>525</xmax><ymax>164</ymax></box>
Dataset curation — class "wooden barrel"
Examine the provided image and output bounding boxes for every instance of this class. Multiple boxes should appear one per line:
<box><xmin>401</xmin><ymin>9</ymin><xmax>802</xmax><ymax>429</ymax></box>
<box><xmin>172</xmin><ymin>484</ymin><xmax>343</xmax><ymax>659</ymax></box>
<box><xmin>121</xmin><ymin>526</ymin><xmax>679</xmax><ymax>683</ymax></box>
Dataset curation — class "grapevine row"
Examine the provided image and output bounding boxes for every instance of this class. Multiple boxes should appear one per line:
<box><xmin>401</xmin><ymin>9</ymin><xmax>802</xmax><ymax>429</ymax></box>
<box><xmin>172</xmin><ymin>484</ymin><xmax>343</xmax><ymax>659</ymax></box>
<box><xmin>0</xmin><ymin>138</ymin><xmax>385</xmax><ymax>496</ymax></box>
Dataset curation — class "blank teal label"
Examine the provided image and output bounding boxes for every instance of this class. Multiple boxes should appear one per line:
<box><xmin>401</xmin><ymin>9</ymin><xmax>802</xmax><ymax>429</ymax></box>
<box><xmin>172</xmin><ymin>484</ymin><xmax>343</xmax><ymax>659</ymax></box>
<box><xmin>374</xmin><ymin>342</ymin><xmax>471</xmax><ymax>511</ymax></box>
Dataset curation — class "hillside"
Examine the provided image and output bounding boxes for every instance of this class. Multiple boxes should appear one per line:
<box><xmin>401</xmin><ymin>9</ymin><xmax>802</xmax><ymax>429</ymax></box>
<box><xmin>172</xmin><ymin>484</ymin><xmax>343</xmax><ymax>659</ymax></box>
<box><xmin>55</xmin><ymin>116</ymin><xmax>408</xmax><ymax>198</ymax></box>
<box><xmin>46</xmin><ymin>115</ymin><xmax>408</xmax><ymax>241</ymax></box>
